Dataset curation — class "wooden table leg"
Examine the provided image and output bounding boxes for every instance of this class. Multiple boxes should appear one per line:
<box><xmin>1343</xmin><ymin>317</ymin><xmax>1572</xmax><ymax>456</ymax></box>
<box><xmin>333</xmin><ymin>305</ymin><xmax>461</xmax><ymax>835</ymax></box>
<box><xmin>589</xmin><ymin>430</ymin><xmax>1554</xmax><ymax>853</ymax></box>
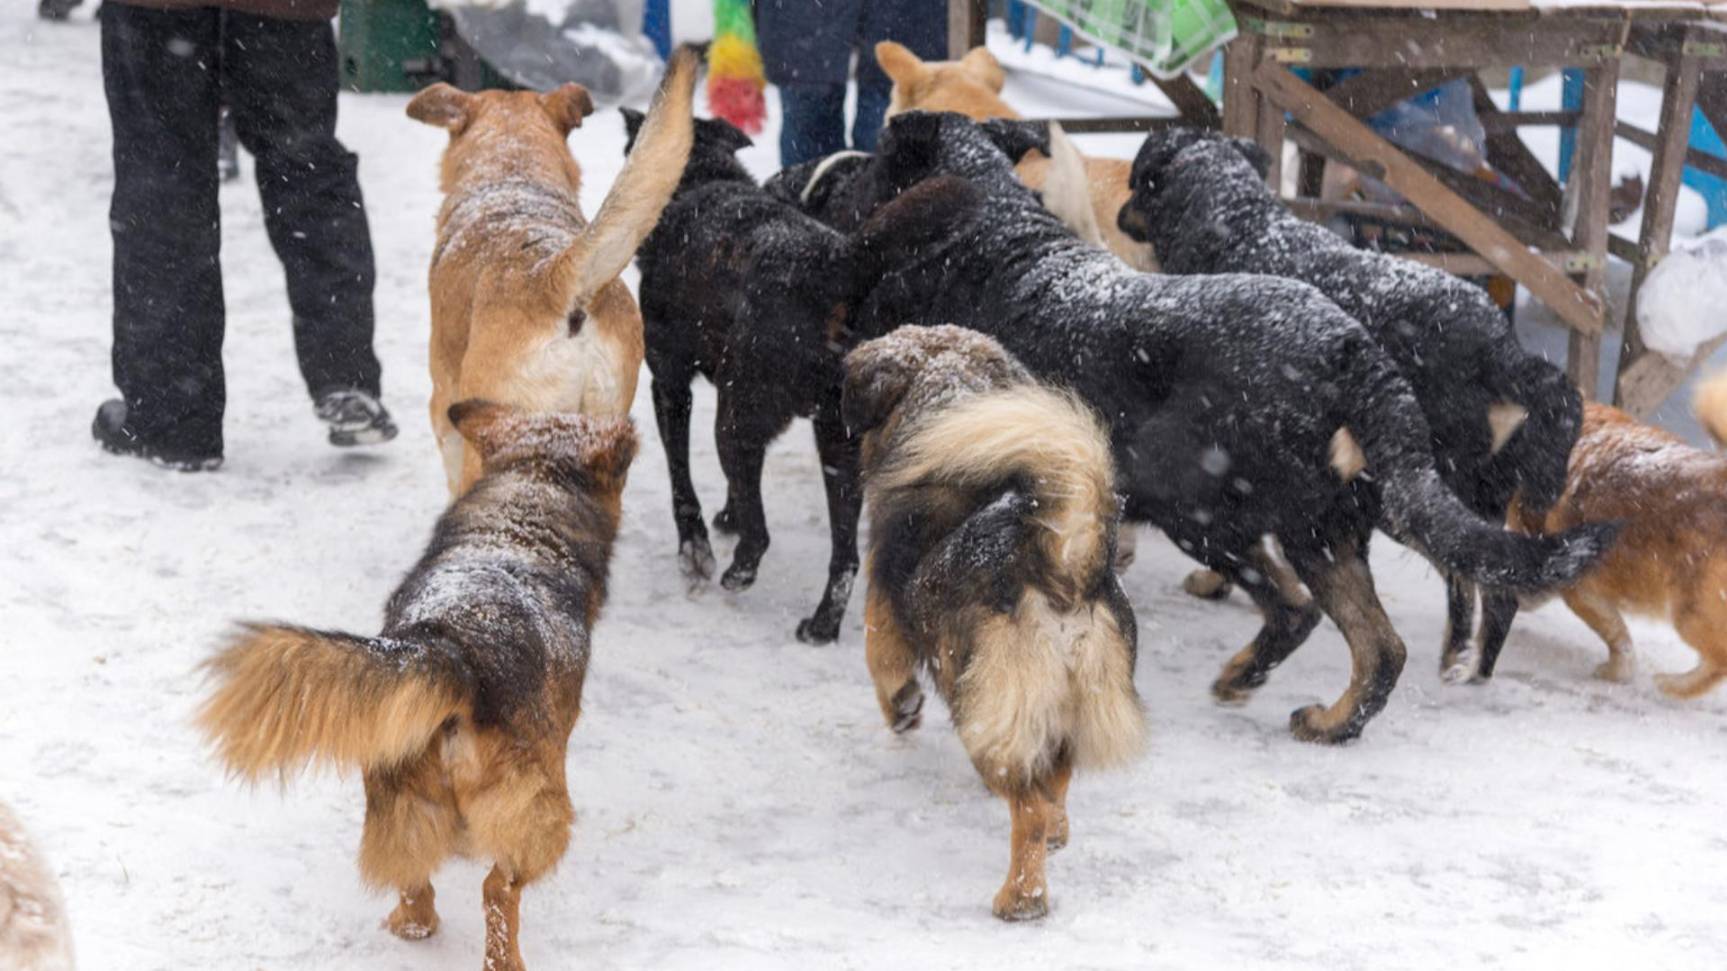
<box><xmin>1613</xmin><ymin>39</ymin><xmax>1707</xmax><ymax>416</ymax></box>
<box><xmin>1561</xmin><ymin>62</ymin><xmax>1620</xmax><ymax>398</ymax></box>
<box><xmin>1222</xmin><ymin>32</ymin><xmax>1264</xmax><ymax>140</ymax></box>
<box><xmin>948</xmin><ymin>0</ymin><xmax>987</xmax><ymax>61</ymax></box>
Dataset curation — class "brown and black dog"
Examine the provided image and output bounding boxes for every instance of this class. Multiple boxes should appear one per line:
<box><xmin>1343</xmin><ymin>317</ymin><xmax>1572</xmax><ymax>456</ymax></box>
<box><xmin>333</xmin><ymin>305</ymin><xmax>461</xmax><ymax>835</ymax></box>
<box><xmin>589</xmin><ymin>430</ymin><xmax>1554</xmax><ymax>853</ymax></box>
<box><xmin>1506</xmin><ymin>393</ymin><xmax>1727</xmax><ymax>698</ymax></box>
<box><xmin>197</xmin><ymin>402</ymin><xmax>636</xmax><ymax>971</ymax></box>
<box><xmin>874</xmin><ymin>41</ymin><xmax>1155</xmax><ymax>271</ymax></box>
<box><xmin>407</xmin><ymin>47</ymin><xmax>696</xmax><ymax>495</ymax></box>
<box><xmin>844</xmin><ymin>325</ymin><xmax>1145</xmax><ymax>921</ymax></box>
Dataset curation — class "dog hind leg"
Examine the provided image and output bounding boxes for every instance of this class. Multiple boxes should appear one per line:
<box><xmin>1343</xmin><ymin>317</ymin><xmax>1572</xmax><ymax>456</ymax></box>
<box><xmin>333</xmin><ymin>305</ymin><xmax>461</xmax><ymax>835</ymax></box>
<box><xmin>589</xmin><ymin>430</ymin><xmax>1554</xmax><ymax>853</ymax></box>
<box><xmin>482</xmin><ymin>865</ymin><xmax>527</xmax><ymax>971</ymax></box>
<box><xmin>1284</xmin><ymin>538</ymin><xmax>1408</xmax><ymax>745</ymax></box>
<box><xmin>864</xmin><ymin>579</ymin><xmax>923</xmax><ymax>732</ymax></box>
<box><xmin>1212</xmin><ymin>545</ymin><xmax>1322</xmax><ymax>705</ymax></box>
<box><xmin>1440</xmin><ymin>576</ymin><xmax>1478</xmax><ymax>683</ymax></box>
<box><xmin>797</xmin><ymin>410</ymin><xmax>861</xmax><ymax>644</ymax></box>
<box><xmin>714</xmin><ymin>389</ymin><xmax>778</xmax><ymax>591</ymax></box>
<box><xmin>1472</xmin><ymin>586</ymin><xmax>1520</xmax><ymax>681</ymax></box>
<box><xmin>360</xmin><ymin>760</ymin><xmax>459</xmax><ymax>940</ymax></box>
<box><xmin>649</xmin><ymin>369</ymin><xmax>714</xmax><ymax>588</ymax></box>
<box><xmin>1044</xmin><ymin>746</ymin><xmax>1074</xmax><ymax>852</ymax></box>
<box><xmin>1563</xmin><ymin>589</ymin><xmax>1635</xmax><ymax>683</ymax></box>
<box><xmin>1655</xmin><ymin>607</ymin><xmax>1727</xmax><ymax>699</ymax></box>
<box><xmin>992</xmin><ymin>783</ymin><xmax>1054</xmax><ymax>921</ymax></box>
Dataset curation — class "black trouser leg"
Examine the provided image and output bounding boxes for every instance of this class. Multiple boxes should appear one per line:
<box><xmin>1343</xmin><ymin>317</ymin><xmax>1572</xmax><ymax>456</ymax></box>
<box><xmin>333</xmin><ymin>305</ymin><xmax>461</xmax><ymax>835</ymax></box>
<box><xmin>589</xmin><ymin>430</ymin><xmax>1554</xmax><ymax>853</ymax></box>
<box><xmin>222</xmin><ymin>13</ymin><xmax>380</xmax><ymax>400</ymax></box>
<box><xmin>101</xmin><ymin>3</ymin><xmax>226</xmax><ymax>455</ymax></box>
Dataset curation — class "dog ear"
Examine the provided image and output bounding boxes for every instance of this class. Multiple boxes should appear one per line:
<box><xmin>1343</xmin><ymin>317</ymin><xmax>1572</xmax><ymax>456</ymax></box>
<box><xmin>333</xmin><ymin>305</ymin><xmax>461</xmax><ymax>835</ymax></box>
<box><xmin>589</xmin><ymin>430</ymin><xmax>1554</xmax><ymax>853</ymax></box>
<box><xmin>881</xmin><ymin>111</ymin><xmax>946</xmax><ymax>182</ymax></box>
<box><xmin>978</xmin><ymin>118</ymin><xmax>1049</xmax><ymax>163</ymax></box>
<box><xmin>448</xmin><ymin>398</ymin><xmax>515</xmax><ymax>458</ymax></box>
<box><xmin>842</xmin><ymin>342</ymin><xmax>918</xmax><ymax>439</ymax></box>
<box><xmin>619</xmin><ymin>106</ymin><xmax>647</xmax><ymax>152</ymax></box>
<box><xmin>875</xmin><ymin>41</ymin><xmax>929</xmax><ymax>87</ymax></box>
<box><xmin>572</xmin><ymin>416</ymin><xmax>640</xmax><ymax>489</ymax></box>
<box><xmin>698</xmin><ymin>116</ymin><xmax>754</xmax><ymax>154</ymax></box>
<box><xmin>407</xmin><ymin>83</ymin><xmax>474</xmax><ymax>132</ymax></box>
<box><xmin>959</xmin><ymin>47</ymin><xmax>1007</xmax><ymax>92</ymax></box>
<box><xmin>540</xmin><ymin>83</ymin><xmax>595</xmax><ymax>136</ymax></box>
<box><xmin>1231</xmin><ymin>136</ymin><xmax>1274</xmax><ymax>180</ymax></box>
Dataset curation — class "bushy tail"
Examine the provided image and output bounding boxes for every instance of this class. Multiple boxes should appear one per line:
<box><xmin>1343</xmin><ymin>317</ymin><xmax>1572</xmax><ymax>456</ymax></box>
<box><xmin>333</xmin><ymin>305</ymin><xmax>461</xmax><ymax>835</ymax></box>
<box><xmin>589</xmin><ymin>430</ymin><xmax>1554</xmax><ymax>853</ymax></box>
<box><xmin>1696</xmin><ymin>368</ymin><xmax>1727</xmax><ymax>448</ymax></box>
<box><xmin>552</xmin><ymin>44</ymin><xmax>701</xmax><ymax>302</ymax></box>
<box><xmin>876</xmin><ymin>385</ymin><xmax>1117</xmax><ymax>601</ymax></box>
<box><xmin>196</xmin><ymin>624</ymin><xmax>470</xmax><ymax>782</ymax></box>
<box><xmin>1485</xmin><ymin>354</ymin><xmax>1583</xmax><ymax>516</ymax></box>
<box><xmin>1334</xmin><ymin>336</ymin><xmax>1616</xmax><ymax>591</ymax></box>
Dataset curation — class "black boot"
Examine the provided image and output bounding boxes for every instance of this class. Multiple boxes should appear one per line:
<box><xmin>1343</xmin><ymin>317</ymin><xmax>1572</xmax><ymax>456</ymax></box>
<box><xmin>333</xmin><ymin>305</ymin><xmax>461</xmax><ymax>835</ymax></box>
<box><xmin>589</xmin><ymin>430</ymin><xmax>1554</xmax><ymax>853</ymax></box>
<box><xmin>314</xmin><ymin>389</ymin><xmax>398</xmax><ymax>447</ymax></box>
<box><xmin>92</xmin><ymin>400</ymin><xmax>223</xmax><ymax>472</ymax></box>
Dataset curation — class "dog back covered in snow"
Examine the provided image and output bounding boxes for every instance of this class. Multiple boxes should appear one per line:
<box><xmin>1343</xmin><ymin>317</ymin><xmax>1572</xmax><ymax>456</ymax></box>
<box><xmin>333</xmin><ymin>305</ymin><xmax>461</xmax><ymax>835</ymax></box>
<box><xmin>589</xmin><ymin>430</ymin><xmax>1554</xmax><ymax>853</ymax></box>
<box><xmin>197</xmin><ymin>402</ymin><xmax>636</xmax><ymax>971</ymax></box>
<box><xmin>1120</xmin><ymin>127</ymin><xmax>1586</xmax><ymax>683</ymax></box>
<box><xmin>0</xmin><ymin>801</ymin><xmax>74</xmax><ymax>971</ymax></box>
<box><xmin>845</xmin><ymin>325</ymin><xmax>1143</xmax><ymax>920</ymax></box>
<box><xmin>407</xmin><ymin>47</ymin><xmax>696</xmax><ymax>495</ymax></box>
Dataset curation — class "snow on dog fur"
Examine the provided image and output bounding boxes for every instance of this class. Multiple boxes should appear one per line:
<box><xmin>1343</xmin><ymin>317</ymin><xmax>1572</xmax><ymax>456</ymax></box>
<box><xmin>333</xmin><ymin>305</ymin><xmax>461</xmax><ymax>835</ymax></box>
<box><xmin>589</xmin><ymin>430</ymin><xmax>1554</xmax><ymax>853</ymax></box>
<box><xmin>844</xmin><ymin>324</ymin><xmax>1143</xmax><ymax>922</ymax></box>
<box><xmin>812</xmin><ymin>111</ymin><xmax>1614</xmax><ymax>745</ymax></box>
<box><xmin>1121</xmin><ymin>126</ymin><xmax>1588</xmax><ymax>683</ymax></box>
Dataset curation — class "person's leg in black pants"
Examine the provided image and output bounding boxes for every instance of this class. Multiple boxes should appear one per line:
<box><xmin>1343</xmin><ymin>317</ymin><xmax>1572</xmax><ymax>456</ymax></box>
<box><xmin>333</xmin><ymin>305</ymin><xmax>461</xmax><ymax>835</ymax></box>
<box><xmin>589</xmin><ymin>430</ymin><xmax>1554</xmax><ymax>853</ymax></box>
<box><xmin>96</xmin><ymin>3</ymin><xmax>227</xmax><ymax>466</ymax></box>
<box><xmin>222</xmin><ymin>12</ymin><xmax>390</xmax><ymax>443</ymax></box>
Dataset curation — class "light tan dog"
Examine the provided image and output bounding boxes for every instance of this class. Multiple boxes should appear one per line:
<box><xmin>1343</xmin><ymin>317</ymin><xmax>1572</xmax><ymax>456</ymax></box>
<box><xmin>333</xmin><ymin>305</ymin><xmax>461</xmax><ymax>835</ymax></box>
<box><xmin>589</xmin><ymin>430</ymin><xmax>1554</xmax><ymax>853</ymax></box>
<box><xmin>875</xmin><ymin>41</ymin><xmax>1156</xmax><ymax>271</ymax></box>
<box><xmin>408</xmin><ymin>47</ymin><xmax>697</xmax><ymax>495</ymax></box>
<box><xmin>1697</xmin><ymin>368</ymin><xmax>1727</xmax><ymax>447</ymax></box>
<box><xmin>1511</xmin><ymin>395</ymin><xmax>1727</xmax><ymax>698</ymax></box>
<box><xmin>0</xmin><ymin>801</ymin><xmax>75</xmax><ymax>971</ymax></box>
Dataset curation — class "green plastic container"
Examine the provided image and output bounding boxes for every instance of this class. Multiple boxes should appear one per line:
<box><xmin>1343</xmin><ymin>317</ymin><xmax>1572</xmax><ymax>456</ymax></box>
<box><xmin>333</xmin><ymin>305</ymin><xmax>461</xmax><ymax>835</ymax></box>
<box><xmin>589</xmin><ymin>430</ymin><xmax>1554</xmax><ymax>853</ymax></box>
<box><xmin>338</xmin><ymin>0</ymin><xmax>442</xmax><ymax>93</ymax></box>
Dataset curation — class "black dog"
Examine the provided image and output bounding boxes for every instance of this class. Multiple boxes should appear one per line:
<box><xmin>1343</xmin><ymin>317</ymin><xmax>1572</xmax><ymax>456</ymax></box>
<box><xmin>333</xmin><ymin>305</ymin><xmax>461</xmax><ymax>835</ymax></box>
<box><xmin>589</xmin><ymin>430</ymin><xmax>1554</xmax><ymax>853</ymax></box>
<box><xmin>622</xmin><ymin>111</ymin><xmax>953</xmax><ymax>643</ymax></box>
<box><xmin>794</xmin><ymin>111</ymin><xmax>1613</xmax><ymax>743</ymax></box>
<box><xmin>1119</xmin><ymin>127</ymin><xmax>1586</xmax><ymax>682</ymax></box>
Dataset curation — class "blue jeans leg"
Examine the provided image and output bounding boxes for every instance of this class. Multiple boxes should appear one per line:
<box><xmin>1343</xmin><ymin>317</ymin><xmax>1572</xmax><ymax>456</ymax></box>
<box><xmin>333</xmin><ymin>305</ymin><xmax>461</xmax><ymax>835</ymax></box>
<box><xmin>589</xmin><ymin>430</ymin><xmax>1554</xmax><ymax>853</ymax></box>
<box><xmin>778</xmin><ymin>82</ymin><xmax>847</xmax><ymax>167</ymax></box>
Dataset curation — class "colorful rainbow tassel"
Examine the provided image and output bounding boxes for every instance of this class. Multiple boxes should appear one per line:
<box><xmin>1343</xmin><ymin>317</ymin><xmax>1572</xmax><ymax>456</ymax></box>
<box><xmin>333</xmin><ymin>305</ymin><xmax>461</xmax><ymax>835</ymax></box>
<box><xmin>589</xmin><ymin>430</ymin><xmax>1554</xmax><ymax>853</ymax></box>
<box><xmin>707</xmin><ymin>0</ymin><xmax>767</xmax><ymax>134</ymax></box>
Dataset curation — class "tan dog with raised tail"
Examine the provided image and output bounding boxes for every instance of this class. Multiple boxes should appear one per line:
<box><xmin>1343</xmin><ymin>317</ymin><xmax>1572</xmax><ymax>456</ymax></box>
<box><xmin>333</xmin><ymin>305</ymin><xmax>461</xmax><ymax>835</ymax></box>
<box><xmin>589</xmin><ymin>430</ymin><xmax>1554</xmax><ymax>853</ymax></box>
<box><xmin>408</xmin><ymin>47</ymin><xmax>698</xmax><ymax>495</ymax></box>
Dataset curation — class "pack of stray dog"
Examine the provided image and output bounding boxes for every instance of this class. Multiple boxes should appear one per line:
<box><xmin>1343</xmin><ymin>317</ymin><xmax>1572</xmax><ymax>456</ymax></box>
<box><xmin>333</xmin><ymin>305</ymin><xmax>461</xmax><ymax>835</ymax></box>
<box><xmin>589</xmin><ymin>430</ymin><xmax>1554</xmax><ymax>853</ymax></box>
<box><xmin>173</xmin><ymin>40</ymin><xmax>1727</xmax><ymax>966</ymax></box>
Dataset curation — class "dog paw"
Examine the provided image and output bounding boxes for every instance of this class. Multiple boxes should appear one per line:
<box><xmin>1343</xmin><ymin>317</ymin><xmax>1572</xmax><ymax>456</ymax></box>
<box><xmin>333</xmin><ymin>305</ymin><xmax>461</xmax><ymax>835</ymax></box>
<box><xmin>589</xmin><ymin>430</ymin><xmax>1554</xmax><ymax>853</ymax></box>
<box><xmin>1439</xmin><ymin>650</ymin><xmax>1479</xmax><ymax>686</ymax></box>
<box><xmin>1182</xmin><ymin>569</ymin><xmax>1233</xmax><ymax>600</ymax></box>
<box><xmin>720</xmin><ymin>564</ymin><xmax>757</xmax><ymax>591</ymax></box>
<box><xmin>1288</xmin><ymin>705</ymin><xmax>1361</xmax><ymax>746</ymax></box>
<box><xmin>383</xmin><ymin>902</ymin><xmax>439</xmax><ymax>941</ymax></box>
<box><xmin>712</xmin><ymin>506</ymin><xmax>737</xmax><ymax>535</ymax></box>
<box><xmin>678</xmin><ymin>539</ymin><xmax>715</xmax><ymax>591</ymax></box>
<box><xmin>992</xmin><ymin>884</ymin><xmax>1050</xmax><ymax>922</ymax></box>
<box><xmin>1211</xmin><ymin>658</ymin><xmax>1265</xmax><ymax>707</ymax></box>
<box><xmin>795</xmin><ymin>615</ymin><xmax>839</xmax><ymax>645</ymax></box>
<box><xmin>889</xmin><ymin>682</ymin><xmax>924</xmax><ymax>734</ymax></box>
<box><xmin>1594</xmin><ymin>658</ymin><xmax>1635</xmax><ymax>684</ymax></box>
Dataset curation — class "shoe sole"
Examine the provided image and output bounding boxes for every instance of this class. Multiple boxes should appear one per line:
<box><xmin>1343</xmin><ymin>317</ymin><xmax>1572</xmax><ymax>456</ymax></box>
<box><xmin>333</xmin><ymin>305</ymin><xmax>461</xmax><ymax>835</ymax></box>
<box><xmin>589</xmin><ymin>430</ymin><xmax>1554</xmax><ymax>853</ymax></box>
<box><xmin>329</xmin><ymin>424</ymin><xmax>399</xmax><ymax>448</ymax></box>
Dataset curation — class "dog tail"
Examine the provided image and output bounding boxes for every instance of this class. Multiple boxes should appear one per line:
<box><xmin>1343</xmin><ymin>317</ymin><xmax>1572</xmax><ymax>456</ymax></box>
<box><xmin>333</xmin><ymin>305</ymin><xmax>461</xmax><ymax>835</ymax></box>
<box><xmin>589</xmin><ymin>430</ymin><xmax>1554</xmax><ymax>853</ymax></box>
<box><xmin>196</xmin><ymin>623</ymin><xmax>471</xmax><ymax>782</ymax></box>
<box><xmin>879</xmin><ymin>385</ymin><xmax>1118</xmax><ymax>603</ymax></box>
<box><xmin>1040</xmin><ymin>122</ymin><xmax>1106</xmax><ymax>248</ymax></box>
<box><xmin>0</xmin><ymin>801</ymin><xmax>76</xmax><ymax>971</ymax></box>
<box><xmin>849</xmin><ymin>175</ymin><xmax>983</xmax><ymax>292</ymax></box>
<box><xmin>1482</xmin><ymin>354</ymin><xmax>1583</xmax><ymax>517</ymax></box>
<box><xmin>1333</xmin><ymin>334</ymin><xmax>1616</xmax><ymax>591</ymax></box>
<box><xmin>552</xmin><ymin>43</ymin><xmax>701</xmax><ymax>303</ymax></box>
<box><xmin>1696</xmin><ymin>368</ymin><xmax>1727</xmax><ymax>448</ymax></box>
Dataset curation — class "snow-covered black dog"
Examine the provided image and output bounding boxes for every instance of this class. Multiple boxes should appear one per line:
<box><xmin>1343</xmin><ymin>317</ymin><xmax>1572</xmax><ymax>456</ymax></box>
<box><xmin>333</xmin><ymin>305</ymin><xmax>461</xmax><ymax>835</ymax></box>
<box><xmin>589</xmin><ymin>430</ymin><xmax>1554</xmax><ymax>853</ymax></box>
<box><xmin>622</xmin><ymin>111</ymin><xmax>957</xmax><ymax>644</ymax></box>
<box><xmin>809</xmin><ymin>111</ymin><xmax>1614</xmax><ymax>744</ymax></box>
<box><xmin>1118</xmin><ymin>127</ymin><xmax>1586</xmax><ymax>683</ymax></box>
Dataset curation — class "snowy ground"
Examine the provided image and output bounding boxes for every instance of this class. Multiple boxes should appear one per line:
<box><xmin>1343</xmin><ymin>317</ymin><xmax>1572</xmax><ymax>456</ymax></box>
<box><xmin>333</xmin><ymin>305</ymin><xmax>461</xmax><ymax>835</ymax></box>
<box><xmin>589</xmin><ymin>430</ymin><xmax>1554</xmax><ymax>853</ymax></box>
<box><xmin>5</xmin><ymin>9</ymin><xmax>1727</xmax><ymax>970</ymax></box>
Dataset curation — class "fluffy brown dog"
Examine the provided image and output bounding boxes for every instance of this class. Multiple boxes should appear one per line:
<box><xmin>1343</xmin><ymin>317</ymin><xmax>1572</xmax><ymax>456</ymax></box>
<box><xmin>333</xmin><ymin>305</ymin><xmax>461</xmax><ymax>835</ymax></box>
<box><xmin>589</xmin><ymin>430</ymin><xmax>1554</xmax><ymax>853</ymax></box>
<box><xmin>844</xmin><ymin>325</ymin><xmax>1145</xmax><ymax>921</ymax></box>
<box><xmin>874</xmin><ymin>41</ymin><xmax>1155</xmax><ymax>271</ymax></box>
<box><xmin>407</xmin><ymin>47</ymin><xmax>696</xmax><ymax>495</ymax></box>
<box><xmin>1511</xmin><ymin>397</ymin><xmax>1727</xmax><ymax>697</ymax></box>
<box><xmin>0</xmin><ymin>801</ymin><xmax>74</xmax><ymax>971</ymax></box>
<box><xmin>197</xmin><ymin>402</ymin><xmax>636</xmax><ymax>971</ymax></box>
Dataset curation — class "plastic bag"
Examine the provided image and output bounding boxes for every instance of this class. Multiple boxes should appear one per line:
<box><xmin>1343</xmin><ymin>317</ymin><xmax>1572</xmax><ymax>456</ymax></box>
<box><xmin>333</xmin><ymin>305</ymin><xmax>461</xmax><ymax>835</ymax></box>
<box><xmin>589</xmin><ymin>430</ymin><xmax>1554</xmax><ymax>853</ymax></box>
<box><xmin>1637</xmin><ymin>227</ymin><xmax>1727</xmax><ymax>360</ymax></box>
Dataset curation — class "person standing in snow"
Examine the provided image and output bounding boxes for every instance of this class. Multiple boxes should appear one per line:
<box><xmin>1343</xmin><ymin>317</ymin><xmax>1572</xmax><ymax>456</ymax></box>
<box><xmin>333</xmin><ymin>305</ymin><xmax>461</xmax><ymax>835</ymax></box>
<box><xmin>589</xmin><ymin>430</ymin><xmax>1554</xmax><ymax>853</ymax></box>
<box><xmin>755</xmin><ymin>0</ymin><xmax>946</xmax><ymax>166</ymax></box>
<box><xmin>92</xmin><ymin>0</ymin><xmax>396</xmax><ymax>471</ymax></box>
